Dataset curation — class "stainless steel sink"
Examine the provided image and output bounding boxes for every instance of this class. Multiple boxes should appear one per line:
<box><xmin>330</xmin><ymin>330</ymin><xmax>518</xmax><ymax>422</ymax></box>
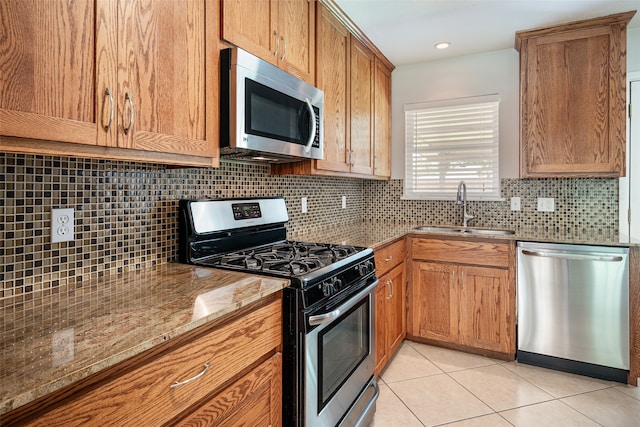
<box><xmin>412</xmin><ymin>226</ymin><xmax>463</xmax><ymax>233</ymax></box>
<box><xmin>413</xmin><ymin>226</ymin><xmax>515</xmax><ymax>236</ymax></box>
<box><xmin>463</xmin><ymin>228</ymin><xmax>515</xmax><ymax>236</ymax></box>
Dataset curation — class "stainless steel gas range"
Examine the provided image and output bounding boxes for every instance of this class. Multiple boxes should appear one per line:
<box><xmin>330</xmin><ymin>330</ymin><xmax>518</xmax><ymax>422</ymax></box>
<box><xmin>178</xmin><ymin>197</ymin><xmax>379</xmax><ymax>427</ymax></box>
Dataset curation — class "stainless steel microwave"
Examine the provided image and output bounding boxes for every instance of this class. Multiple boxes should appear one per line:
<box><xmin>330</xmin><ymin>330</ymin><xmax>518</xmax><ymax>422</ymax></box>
<box><xmin>220</xmin><ymin>48</ymin><xmax>324</xmax><ymax>163</ymax></box>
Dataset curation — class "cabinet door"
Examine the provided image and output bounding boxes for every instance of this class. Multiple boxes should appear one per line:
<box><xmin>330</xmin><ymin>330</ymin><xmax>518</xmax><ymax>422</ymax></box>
<box><xmin>349</xmin><ymin>36</ymin><xmax>374</xmax><ymax>176</ymax></box>
<box><xmin>520</xmin><ymin>24</ymin><xmax>627</xmax><ymax>177</ymax></box>
<box><xmin>373</xmin><ymin>59</ymin><xmax>392</xmax><ymax>178</ymax></box>
<box><xmin>277</xmin><ymin>0</ymin><xmax>315</xmax><ymax>83</ymax></box>
<box><xmin>314</xmin><ymin>4</ymin><xmax>350</xmax><ymax>174</ymax></box>
<box><xmin>374</xmin><ymin>282</ymin><xmax>389</xmax><ymax>376</ymax></box>
<box><xmin>175</xmin><ymin>353</ymin><xmax>282</xmax><ymax>427</ymax></box>
<box><xmin>221</xmin><ymin>0</ymin><xmax>276</xmax><ymax>66</ymax></box>
<box><xmin>118</xmin><ymin>0</ymin><xmax>215</xmax><ymax>158</ymax></box>
<box><xmin>457</xmin><ymin>265</ymin><xmax>511</xmax><ymax>353</ymax></box>
<box><xmin>0</xmin><ymin>0</ymin><xmax>102</xmax><ymax>145</ymax></box>
<box><xmin>386</xmin><ymin>263</ymin><xmax>406</xmax><ymax>357</ymax></box>
<box><xmin>409</xmin><ymin>261</ymin><xmax>457</xmax><ymax>342</ymax></box>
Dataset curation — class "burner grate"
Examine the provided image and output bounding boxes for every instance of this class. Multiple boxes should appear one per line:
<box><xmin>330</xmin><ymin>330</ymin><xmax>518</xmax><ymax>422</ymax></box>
<box><xmin>215</xmin><ymin>241</ymin><xmax>360</xmax><ymax>276</ymax></box>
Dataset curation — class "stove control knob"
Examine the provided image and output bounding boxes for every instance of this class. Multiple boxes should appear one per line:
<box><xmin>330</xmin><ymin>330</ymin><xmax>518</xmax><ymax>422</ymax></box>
<box><xmin>331</xmin><ymin>277</ymin><xmax>343</xmax><ymax>292</ymax></box>
<box><xmin>356</xmin><ymin>261</ymin><xmax>374</xmax><ymax>276</ymax></box>
<box><xmin>365</xmin><ymin>261</ymin><xmax>374</xmax><ymax>274</ymax></box>
<box><xmin>322</xmin><ymin>281</ymin><xmax>336</xmax><ymax>297</ymax></box>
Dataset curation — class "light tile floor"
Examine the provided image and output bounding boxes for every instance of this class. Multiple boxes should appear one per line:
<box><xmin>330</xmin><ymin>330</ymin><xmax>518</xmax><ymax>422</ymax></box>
<box><xmin>371</xmin><ymin>341</ymin><xmax>640</xmax><ymax>427</ymax></box>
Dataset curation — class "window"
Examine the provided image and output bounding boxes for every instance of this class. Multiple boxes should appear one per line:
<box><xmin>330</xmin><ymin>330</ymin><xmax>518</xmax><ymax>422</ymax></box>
<box><xmin>404</xmin><ymin>95</ymin><xmax>500</xmax><ymax>200</ymax></box>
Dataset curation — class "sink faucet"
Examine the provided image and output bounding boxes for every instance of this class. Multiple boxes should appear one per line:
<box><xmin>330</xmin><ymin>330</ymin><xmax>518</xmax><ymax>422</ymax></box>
<box><xmin>456</xmin><ymin>181</ymin><xmax>476</xmax><ymax>227</ymax></box>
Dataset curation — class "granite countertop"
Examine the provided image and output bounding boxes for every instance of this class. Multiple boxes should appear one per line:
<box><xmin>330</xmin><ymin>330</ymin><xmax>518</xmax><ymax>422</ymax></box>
<box><xmin>0</xmin><ymin>263</ymin><xmax>288</xmax><ymax>415</ymax></box>
<box><xmin>2</xmin><ymin>222</ymin><xmax>633</xmax><ymax>416</ymax></box>
<box><xmin>295</xmin><ymin>222</ymin><xmax>636</xmax><ymax>248</ymax></box>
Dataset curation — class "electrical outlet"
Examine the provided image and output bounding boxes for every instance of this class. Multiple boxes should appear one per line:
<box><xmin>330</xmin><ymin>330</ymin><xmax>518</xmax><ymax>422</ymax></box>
<box><xmin>342</xmin><ymin>195</ymin><xmax>347</xmax><ymax>209</ymax></box>
<box><xmin>301</xmin><ymin>197</ymin><xmax>308</xmax><ymax>214</ymax></box>
<box><xmin>51</xmin><ymin>208</ymin><xmax>74</xmax><ymax>243</ymax></box>
<box><xmin>52</xmin><ymin>328</ymin><xmax>74</xmax><ymax>366</ymax></box>
<box><xmin>537</xmin><ymin>197</ymin><xmax>555</xmax><ymax>212</ymax></box>
<box><xmin>510</xmin><ymin>197</ymin><xmax>521</xmax><ymax>211</ymax></box>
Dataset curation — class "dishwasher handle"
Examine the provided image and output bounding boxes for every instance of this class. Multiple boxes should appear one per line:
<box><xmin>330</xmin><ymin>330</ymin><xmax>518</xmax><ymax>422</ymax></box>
<box><xmin>521</xmin><ymin>249</ymin><xmax>624</xmax><ymax>263</ymax></box>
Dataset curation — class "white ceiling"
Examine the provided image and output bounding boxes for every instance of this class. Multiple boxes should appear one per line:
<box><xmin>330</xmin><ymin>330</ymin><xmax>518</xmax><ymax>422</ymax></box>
<box><xmin>333</xmin><ymin>0</ymin><xmax>640</xmax><ymax>66</ymax></box>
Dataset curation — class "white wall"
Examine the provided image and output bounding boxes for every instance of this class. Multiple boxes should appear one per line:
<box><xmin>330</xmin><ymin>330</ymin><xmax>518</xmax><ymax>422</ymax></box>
<box><xmin>628</xmin><ymin>27</ymin><xmax>640</xmax><ymax>72</ymax></box>
<box><xmin>391</xmin><ymin>27</ymin><xmax>640</xmax><ymax>180</ymax></box>
<box><xmin>390</xmin><ymin>48</ymin><xmax>520</xmax><ymax>179</ymax></box>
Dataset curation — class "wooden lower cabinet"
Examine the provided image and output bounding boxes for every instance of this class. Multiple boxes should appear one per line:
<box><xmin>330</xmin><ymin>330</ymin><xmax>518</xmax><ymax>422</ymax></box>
<box><xmin>175</xmin><ymin>353</ymin><xmax>282</xmax><ymax>427</ymax></box>
<box><xmin>374</xmin><ymin>238</ymin><xmax>407</xmax><ymax>375</ymax></box>
<box><xmin>408</xmin><ymin>236</ymin><xmax>516</xmax><ymax>357</ymax></box>
<box><xmin>6</xmin><ymin>295</ymin><xmax>282</xmax><ymax>427</ymax></box>
<box><xmin>409</xmin><ymin>261</ymin><xmax>457</xmax><ymax>343</ymax></box>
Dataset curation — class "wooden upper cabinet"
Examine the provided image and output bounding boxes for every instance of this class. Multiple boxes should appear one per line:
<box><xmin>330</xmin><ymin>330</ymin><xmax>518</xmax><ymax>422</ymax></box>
<box><xmin>270</xmin><ymin>0</ymin><xmax>393</xmax><ymax>179</ymax></box>
<box><xmin>277</xmin><ymin>0</ymin><xmax>316</xmax><ymax>82</ymax></box>
<box><xmin>0</xmin><ymin>0</ymin><xmax>218</xmax><ymax>166</ymax></box>
<box><xmin>516</xmin><ymin>11</ymin><xmax>635</xmax><ymax>178</ymax></box>
<box><xmin>314</xmin><ymin>3</ymin><xmax>350</xmax><ymax>174</ymax></box>
<box><xmin>0</xmin><ymin>0</ymin><xmax>99</xmax><ymax>145</ymax></box>
<box><xmin>221</xmin><ymin>0</ymin><xmax>315</xmax><ymax>83</ymax></box>
<box><xmin>374</xmin><ymin>59</ymin><xmax>392</xmax><ymax>178</ymax></box>
<box><xmin>349</xmin><ymin>37</ymin><xmax>374</xmax><ymax>176</ymax></box>
<box><xmin>116</xmin><ymin>0</ymin><xmax>215</xmax><ymax>158</ymax></box>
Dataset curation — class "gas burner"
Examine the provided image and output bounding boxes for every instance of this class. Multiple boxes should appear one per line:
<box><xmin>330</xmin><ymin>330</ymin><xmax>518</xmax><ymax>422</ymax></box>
<box><xmin>263</xmin><ymin>258</ymin><xmax>324</xmax><ymax>275</ymax></box>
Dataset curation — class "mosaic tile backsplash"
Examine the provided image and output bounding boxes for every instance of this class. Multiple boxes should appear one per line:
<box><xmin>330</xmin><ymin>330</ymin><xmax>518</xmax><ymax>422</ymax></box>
<box><xmin>1</xmin><ymin>153</ymin><xmax>618</xmax><ymax>308</ymax></box>
<box><xmin>0</xmin><ymin>154</ymin><xmax>363</xmax><ymax>307</ymax></box>
<box><xmin>363</xmin><ymin>178</ymin><xmax>619</xmax><ymax>237</ymax></box>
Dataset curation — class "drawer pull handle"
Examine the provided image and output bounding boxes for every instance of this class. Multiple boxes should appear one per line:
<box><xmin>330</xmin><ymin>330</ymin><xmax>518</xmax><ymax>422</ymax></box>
<box><xmin>102</xmin><ymin>87</ymin><xmax>114</xmax><ymax>131</ymax></box>
<box><xmin>123</xmin><ymin>92</ymin><xmax>134</xmax><ymax>135</ymax></box>
<box><xmin>385</xmin><ymin>256</ymin><xmax>393</xmax><ymax>262</ymax></box>
<box><xmin>170</xmin><ymin>363</ymin><xmax>210</xmax><ymax>388</ymax></box>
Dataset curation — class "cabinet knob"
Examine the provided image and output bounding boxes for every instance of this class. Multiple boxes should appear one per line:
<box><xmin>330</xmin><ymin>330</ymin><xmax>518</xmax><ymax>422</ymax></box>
<box><xmin>385</xmin><ymin>256</ymin><xmax>393</xmax><ymax>262</ymax></box>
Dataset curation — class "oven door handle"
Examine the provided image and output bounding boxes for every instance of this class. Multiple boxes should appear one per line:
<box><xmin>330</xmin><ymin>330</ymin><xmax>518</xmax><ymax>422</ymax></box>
<box><xmin>308</xmin><ymin>279</ymin><xmax>378</xmax><ymax>326</ymax></box>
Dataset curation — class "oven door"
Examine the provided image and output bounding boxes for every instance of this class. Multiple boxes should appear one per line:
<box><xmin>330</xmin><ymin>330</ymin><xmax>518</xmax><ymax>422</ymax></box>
<box><xmin>305</xmin><ymin>279</ymin><xmax>378</xmax><ymax>427</ymax></box>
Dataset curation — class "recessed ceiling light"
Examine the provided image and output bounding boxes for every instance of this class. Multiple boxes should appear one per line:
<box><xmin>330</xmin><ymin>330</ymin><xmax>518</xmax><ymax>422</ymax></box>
<box><xmin>435</xmin><ymin>42</ymin><xmax>451</xmax><ymax>50</ymax></box>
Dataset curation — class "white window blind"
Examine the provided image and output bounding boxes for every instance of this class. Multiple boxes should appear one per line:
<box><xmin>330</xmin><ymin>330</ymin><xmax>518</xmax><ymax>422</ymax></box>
<box><xmin>404</xmin><ymin>95</ymin><xmax>501</xmax><ymax>200</ymax></box>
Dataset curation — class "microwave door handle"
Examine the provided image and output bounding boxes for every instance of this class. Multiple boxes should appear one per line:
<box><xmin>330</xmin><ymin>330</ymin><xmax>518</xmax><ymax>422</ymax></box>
<box><xmin>304</xmin><ymin>98</ymin><xmax>316</xmax><ymax>153</ymax></box>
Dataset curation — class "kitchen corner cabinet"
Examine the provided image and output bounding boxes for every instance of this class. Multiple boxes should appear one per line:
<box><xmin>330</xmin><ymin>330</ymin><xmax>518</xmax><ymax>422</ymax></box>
<box><xmin>408</xmin><ymin>236</ymin><xmax>516</xmax><ymax>357</ymax></box>
<box><xmin>5</xmin><ymin>295</ymin><xmax>282</xmax><ymax>427</ymax></box>
<box><xmin>271</xmin><ymin>1</ymin><xmax>393</xmax><ymax>179</ymax></box>
<box><xmin>374</xmin><ymin>238</ymin><xmax>407</xmax><ymax>375</ymax></box>
<box><xmin>221</xmin><ymin>0</ymin><xmax>315</xmax><ymax>83</ymax></box>
<box><xmin>515</xmin><ymin>11</ymin><xmax>635</xmax><ymax>178</ymax></box>
<box><xmin>0</xmin><ymin>0</ymin><xmax>218</xmax><ymax>167</ymax></box>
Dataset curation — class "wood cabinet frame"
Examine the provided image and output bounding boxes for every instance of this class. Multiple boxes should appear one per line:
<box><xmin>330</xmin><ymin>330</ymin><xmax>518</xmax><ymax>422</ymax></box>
<box><xmin>516</xmin><ymin>11</ymin><xmax>635</xmax><ymax>178</ymax></box>
<box><xmin>407</xmin><ymin>235</ymin><xmax>516</xmax><ymax>359</ymax></box>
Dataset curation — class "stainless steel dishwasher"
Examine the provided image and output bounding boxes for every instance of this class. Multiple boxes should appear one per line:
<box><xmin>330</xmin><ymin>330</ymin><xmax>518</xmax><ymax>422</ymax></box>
<box><xmin>517</xmin><ymin>242</ymin><xmax>630</xmax><ymax>383</ymax></box>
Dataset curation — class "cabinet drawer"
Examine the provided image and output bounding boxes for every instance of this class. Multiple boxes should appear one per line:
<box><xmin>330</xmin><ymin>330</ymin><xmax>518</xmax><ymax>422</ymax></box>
<box><xmin>175</xmin><ymin>353</ymin><xmax>282</xmax><ymax>427</ymax></box>
<box><xmin>27</xmin><ymin>299</ymin><xmax>282</xmax><ymax>427</ymax></box>
<box><xmin>374</xmin><ymin>238</ymin><xmax>406</xmax><ymax>276</ymax></box>
<box><xmin>411</xmin><ymin>237</ymin><xmax>510</xmax><ymax>268</ymax></box>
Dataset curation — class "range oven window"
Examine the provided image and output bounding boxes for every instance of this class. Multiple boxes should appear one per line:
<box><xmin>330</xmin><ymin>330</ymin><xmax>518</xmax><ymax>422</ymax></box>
<box><xmin>317</xmin><ymin>296</ymin><xmax>370</xmax><ymax>410</ymax></box>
